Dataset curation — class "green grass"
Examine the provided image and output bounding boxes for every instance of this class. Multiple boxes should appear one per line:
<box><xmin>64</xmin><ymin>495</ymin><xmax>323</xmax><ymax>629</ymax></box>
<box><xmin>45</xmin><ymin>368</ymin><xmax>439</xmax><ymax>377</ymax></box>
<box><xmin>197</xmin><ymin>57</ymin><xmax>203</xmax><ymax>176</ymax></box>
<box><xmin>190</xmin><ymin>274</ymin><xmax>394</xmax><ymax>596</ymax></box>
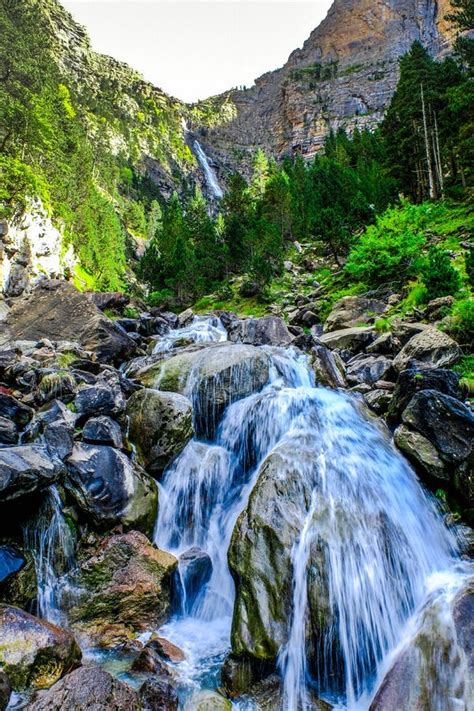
<box><xmin>73</xmin><ymin>265</ymin><xmax>98</xmax><ymax>292</ymax></box>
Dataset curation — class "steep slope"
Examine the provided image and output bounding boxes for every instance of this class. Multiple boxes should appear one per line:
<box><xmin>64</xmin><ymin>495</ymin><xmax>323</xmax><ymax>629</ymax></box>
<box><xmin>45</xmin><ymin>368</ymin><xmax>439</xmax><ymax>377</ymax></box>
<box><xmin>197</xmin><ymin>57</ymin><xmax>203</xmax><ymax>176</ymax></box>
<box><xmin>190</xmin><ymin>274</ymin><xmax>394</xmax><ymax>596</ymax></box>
<box><xmin>196</xmin><ymin>0</ymin><xmax>456</xmax><ymax>175</ymax></box>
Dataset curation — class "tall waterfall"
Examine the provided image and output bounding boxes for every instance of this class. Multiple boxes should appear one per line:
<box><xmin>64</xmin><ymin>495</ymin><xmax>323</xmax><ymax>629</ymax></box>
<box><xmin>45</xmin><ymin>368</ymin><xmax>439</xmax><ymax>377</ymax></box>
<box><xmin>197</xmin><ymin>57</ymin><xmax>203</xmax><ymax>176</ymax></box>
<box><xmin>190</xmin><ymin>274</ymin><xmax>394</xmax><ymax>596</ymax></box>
<box><xmin>152</xmin><ymin>318</ymin><xmax>468</xmax><ymax>709</ymax></box>
<box><xmin>193</xmin><ymin>140</ymin><xmax>224</xmax><ymax>200</ymax></box>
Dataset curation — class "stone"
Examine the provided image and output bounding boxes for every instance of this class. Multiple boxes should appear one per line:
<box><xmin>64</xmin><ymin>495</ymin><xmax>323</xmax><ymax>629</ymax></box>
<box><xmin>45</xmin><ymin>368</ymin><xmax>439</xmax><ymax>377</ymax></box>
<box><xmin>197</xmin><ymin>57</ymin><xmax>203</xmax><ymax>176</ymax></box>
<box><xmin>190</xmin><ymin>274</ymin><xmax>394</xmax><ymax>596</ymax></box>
<box><xmin>227</xmin><ymin>316</ymin><xmax>294</xmax><ymax>347</ymax></box>
<box><xmin>312</xmin><ymin>344</ymin><xmax>347</xmax><ymax>389</ymax></box>
<box><xmin>178</xmin><ymin>308</ymin><xmax>194</xmax><ymax>327</ymax></box>
<box><xmin>387</xmin><ymin>367</ymin><xmax>461</xmax><ymax>424</ymax></box>
<box><xmin>148</xmin><ymin>634</ymin><xmax>185</xmax><ymax>663</ymax></box>
<box><xmin>74</xmin><ymin>372</ymin><xmax>126</xmax><ymax>418</ymax></box>
<box><xmin>65</xmin><ymin>444</ymin><xmax>158</xmax><ymax>533</ymax></box>
<box><xmin>0</xmin><ymin>445</ymin><xmax>63</xmax><ymax>503</ymax></box>
<box><xmin>131</xmin><ymin>645</ymin><xmax>175</xmax><ymax>675</ymax></box>
<box><xmin>346</xmin><ymin>354</ymin><xmax>393</xmax><ymax>386</ymax></box>
<box><xmin>70</xmin><ymin>531</ymin><xmax>177</xmax><ymax>645</ymax></box>
<box><xmin>0</xmin><ymin>605</ymin><xmax>80</xmax><ymax>690</ymax></box>
<box><xmin>324</xmin><ymin>295</ymin><xmax>386</xmax><ymax>332</ymax></box>
<box><xmin>366</xmin><ymin>332</ymin><xmax>401</xmax><ymax>356</ymax></box>
<box><xmin>178</xmin><ymin>547</ymin><xmax>213</xmax><ymax>611</ymax></box>
<box><xmin>184</xmin><ymin>691</ymin><xmax>231</xmax><ymax>711</ymax></box>
<box><xmin>81</xmin><ymin>416</ymin><xmax>123</xmax><ymax>448</ymax></box>
<box><xmin>0</xmin><ymin>281</ymin><xmax>135</xmax><ymax>364</ymax></box>
<box><xmin>139</xmin><ymin>676</ymin><xmax>178</xmax><ymax>711</ymax></box>
<box><xmin>85</xmin><ymin>291</ymin><xmax>130</xmax><ymax>312</ymax></box>
<box><xmin>394</xmin><ymin>425</ymin><xmax>447</xmax><ymax>481</ymax></box>
<box><xmin>27</xmin><ymin>665</ymin><xmax>140</xmax><ymax>710</ymax></box>
<box><xmin>44</xmin><ymin>420</ymin><xmax>75</xmax><ymax>460</ymax></box>
<box><xmin>402</xmin><ymin>391</ymin><xmax>474</xmax><ymax>466</ymax></box>
<box><xmin>127</xmin><ymin>388</ymin><xmax>193</xmax><ymax>475</ymax></box>
<box><xmin>364</xmin><ymin>389</ymin><xmax>393</xmax><ymax>415</ymax></box>
<box><xmin>425</xmin><ymin>295</ymin><xmax>454</xmax><ymax>320</ymax></box>
<box><xmin>0</xmin><ymin>546</ymin><xmax>25</xmax><ymax>584</ymax></box>
<box><xmin>393</xmin><ymin>328</ymin><xmax>461</xmax><ymax>372</ymax></box>
<box><xmin>0</xmin><ymin>392</ymin><xmax>33</xmax><ymax>427</ymax></box>
<box><xmin>0</xmin><ymin>671</ymin><xmax>11</xmax><ymax>711</ymax></box>
<box><xmin>318</xmin><ymin>326</ymin><xmax>375</xmax><ymax>353</ymax></box>
<box><xmin>0</xmin><ymin>415</ymin><xmax>18</xmax><ymax>445</ymax></box>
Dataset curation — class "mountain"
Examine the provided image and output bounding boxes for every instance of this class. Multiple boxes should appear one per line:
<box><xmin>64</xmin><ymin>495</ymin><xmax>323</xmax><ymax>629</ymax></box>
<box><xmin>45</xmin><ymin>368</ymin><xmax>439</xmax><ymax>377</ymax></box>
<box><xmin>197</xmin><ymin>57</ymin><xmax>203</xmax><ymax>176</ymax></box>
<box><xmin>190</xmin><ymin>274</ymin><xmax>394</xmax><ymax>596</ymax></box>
<box><xmin>196</xmin><ymin>0</ymin><xmax>456</xmax><ymax>175</ymax></box>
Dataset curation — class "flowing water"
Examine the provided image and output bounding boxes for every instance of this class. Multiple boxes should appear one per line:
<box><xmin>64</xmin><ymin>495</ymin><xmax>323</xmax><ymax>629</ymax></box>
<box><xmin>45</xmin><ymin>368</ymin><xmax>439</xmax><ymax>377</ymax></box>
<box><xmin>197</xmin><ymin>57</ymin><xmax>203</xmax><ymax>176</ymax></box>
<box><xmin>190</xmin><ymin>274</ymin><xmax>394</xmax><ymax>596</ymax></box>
<box><xmin>152</xmin><ymin>315</ymin><xmax>227</xmax><ymax>354</ymax></box>
<box><xmin>193</xmin><ymin>140</ymin><xmax>224</xmax><ymax>200</ymax></box>
<box><xmin>153</xmin><ymin>318</ymin><xmax>470</xmax><ymax>708</ymax></box>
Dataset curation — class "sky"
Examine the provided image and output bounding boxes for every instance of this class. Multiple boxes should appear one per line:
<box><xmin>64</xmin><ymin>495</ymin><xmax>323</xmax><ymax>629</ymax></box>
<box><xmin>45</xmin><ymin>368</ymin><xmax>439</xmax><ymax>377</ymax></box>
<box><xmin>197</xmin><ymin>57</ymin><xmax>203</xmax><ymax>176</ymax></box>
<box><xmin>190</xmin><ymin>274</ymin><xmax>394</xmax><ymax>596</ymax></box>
<box><xmin>62</xmin><ymin>1</ymin><xmax>333</xmax><ymax>102</ymax></box>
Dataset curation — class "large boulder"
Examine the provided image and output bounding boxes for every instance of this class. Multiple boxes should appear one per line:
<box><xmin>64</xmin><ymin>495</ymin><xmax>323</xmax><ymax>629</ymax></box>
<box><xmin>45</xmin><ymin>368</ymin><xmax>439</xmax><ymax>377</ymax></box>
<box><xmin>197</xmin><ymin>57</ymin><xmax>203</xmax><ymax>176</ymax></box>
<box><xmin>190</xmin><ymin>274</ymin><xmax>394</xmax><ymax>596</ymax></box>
<box><xmin>81</xmin><ymin>416</ymin><xmax>123</xmax><ymax>449</ymax></box>
<box><xmin>370</xmin><ymin>577</ymin><xmax>474</xmax><ymax>711</ymax></box>
<box><xmin>69</xmin><ymin>531</ymin><xmax>177</xmax><ymax>646</ymax></box>
<box><xmin>65</xmin><ymin>444</ymin><xmax>157</xmax><ymax>533</ymax></box>
<box><xmin>387</xmin><ymin>367</ymin><xmax>461</xmax><ymax>424</ymax></box>
<box><xmin>0</xmin><ymin>281</ymin><xmax>135</xmax><ymax>363</ymax></box>
<box><xmin>139</xmin><ymin>676</ymin><xmax>178</xmax><ymax>711</ymax></box>
<box><xmin>227</xmin><ymin>316</ymin><xmax>294</xmax><ymax>347</ymax></box>
<box><xmin>183</xmin><ymin>691</ymin><xmax>231</xmax><ymax>711</ymax></box>
<box><xmin>311</xmin><ymin>344</ymin><xmax>347</xmax><ymax>389</ymax></box>
<box><xmin>0</xmin><ymin>445</ymin><xmax>63</xmax><ymax>503</ymax></box>
<box><xmin>0</xmin><ymin>393</ymin><xmax>33</xmax><ymax>427</ymax></box>
<box><xmin>138</xmin><ymin>344</ymin><xmax>270</xmax><ymax>438</ymax></box>
<box><xmin>393</xmin><ymin>328</ymin><xmax>461</xmax><ymax>372</ymax></box>
<box><xmin>0</xmin><ymin>605</ymin><xmax>80</xmax><ymax>690</ymax></box>
<box><xmin>74</xmin><ymin>371</ymin><xmax>126</xmax><ymax>418</ymax></box>
<box><xmin>394</xmin><ymin>425</ymin><xmax>447</xmax><ymax>481</ymax></box>
<box><xmin>346</xmin><ymin>354</ymin><xmax>393</xmax><ymax>386</ymax></box>
<box><xmin>318</xmin><ymin>327</ymin><xmax>375</xmax><ymax>354</ymax></box>
<box><xmin>27</xmin><ymin>665</ymin><xmax>140</xmax><ymax>710</ymax></box>
<box><xmin>127</xmin><ymin>388</ymin><xmax>194</xmax><ymax>475</ymax></box>
<box><xmin>324</xmin><ymin>295</ymin><xmax>386</xmax><ymax>332</ymax></box>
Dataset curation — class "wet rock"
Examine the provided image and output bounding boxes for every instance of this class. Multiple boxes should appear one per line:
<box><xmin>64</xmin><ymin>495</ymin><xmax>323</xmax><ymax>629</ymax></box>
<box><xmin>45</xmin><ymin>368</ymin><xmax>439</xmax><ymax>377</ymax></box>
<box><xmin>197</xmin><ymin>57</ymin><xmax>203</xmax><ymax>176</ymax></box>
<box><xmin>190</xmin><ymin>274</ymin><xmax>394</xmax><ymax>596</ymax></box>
<box><xmin>366</xmin><ymin>332</ymin><xmax>401</xmax><ymax>356</ymax></box>
<box><xmin>0</xmin><ymin>445</ymin><xmax>63</xmax><ymax>503</ymax></box>
<box><xmin>132</xmin><ymin>645</ymin><xmax>174</xmax><ymax>675</ymax></box>
<box><xmin>127</xmin><ymin>388</ymin><xmax>193</xmax><ymax>475</ymax></box>
<box><xmin>0</xmin><ymin>546</ymin><xmax>25</xmax><ymax>584</ymax></box>
<box><xmin>148</xmin><ymin>634</ymin><xmax>185</xmax><ymax>663</ymax></box>
<box><xmin>0</xmin><ymin>671</ymin><xmax>11</xmax><ymax>711</ymax></box>
<box><xmin>74</xmin><ymin>372</ymin><xmax>126</xmax><ymax>418</ymax></box>
<box><xmin>364</xmin><ymin>389</ymin><xmax>393</xmax><ymax>416</ymax></box>
<box><xmin>394</xmin><ymin>425</ymin><xmax>447</xmax><ymax>481</ymax></box>
<box><xmin>70</xmin><ymin>531</ymin><xmax>177</xmax><ymax>645</ymax></box>
<box><xmin>139</xmin><ymin>676</ymin><xmax>178</xmax><ymax>711</ymax></box>
<box><xmin>65</xmin><ymin>444</ymin><xmax>157</xmax><ymax>533</ymax></box>
<box><xmin>28</xmin><ymin>665</ymin><xmax>140</xmax><ymax>710</ymax></box>
<box><xmin>0</xmin><ymin>281</ymin><xmax>135</xmax><ymax>364</ymax></box>
<box><xmin>0</xmin><ymin>392</ymin><xmax>33</xmax><ymax>427</ymax></box>
<box><xmin>38</xmin><ymin>370</ymin><xmax>76</xmax><ymax>404</ymax></box>
<box><xmin>0</xmin><ymin>605</ymin><xmax>80</xmax><ymax>690</ymax></box>
<box><xmin>312</xmin><ymin>344</ymin><xmax>347</xmax><ymax>389</ymax></box>
<box><xmin>402</xmin><ymin>391</ymin><xmax>474</xmax><ymax>466</ymax></box>
<box><xmin>82</xmin><ymin>416</ymin><xmax>123</xmax><ymax>449</ymax></box>
<box><xmin>44</xmin><ymin>420</ymin><xmax>74</xmax><ymax>460</ymax></box>
<box><xmin>346</xmin><ymin>354</ymin><xmax>393</xmax><ymax>386</ymax></box>
<box><xmin>227</xmin><ymin>316</ymin><xmax>294</xmax><ymax>347</ymax></box>
<box><xmin>178</xmin><ymin>308</ymin><xmax>194</xmax><ymax>327</ymax></box>
<box><xmin>324</xmin><ymin>295</ymin><xmax>386</xmax><ymax>332</ymax></box>
<box><xmin>85</xmin><ymin>291</ymin><xmax>130</xmax><ymax>312</ymax></box>
<box><xmin>0</xmin><ymin>416</ymin><xmax>18</xmax><ymax>445</ymax></box>
<box><xmin>386</xmin><ymin>367</ymin><xmax>461</xmax><ymax>425</ymax></box>
<box><xmin>318</xmin><ymin>326</ymin><xmax>375</xmax><ymax>353</ymax></box>
<box><xmin>178</xmin><ymin>547</ymin><xmax>212</xmax><ymax>611</ymax></box>
<box><xmin>139</xmin><ymin>315</ymin><xmax>170</xmax><ymax>337</ymax></box>
<box><xmin>221</xmin><ymin>653</ymin><xmax>276</xmax><ymax>699</ymax></box>
<box><xmin>393</xmin><ymin>328</ymin><xmax>461</xmax><ymax>371</ymax></box>
<box><xmin>184</xmin><ymin>691</ymin><xmax>231</xmax><ymax>711</ymax></box>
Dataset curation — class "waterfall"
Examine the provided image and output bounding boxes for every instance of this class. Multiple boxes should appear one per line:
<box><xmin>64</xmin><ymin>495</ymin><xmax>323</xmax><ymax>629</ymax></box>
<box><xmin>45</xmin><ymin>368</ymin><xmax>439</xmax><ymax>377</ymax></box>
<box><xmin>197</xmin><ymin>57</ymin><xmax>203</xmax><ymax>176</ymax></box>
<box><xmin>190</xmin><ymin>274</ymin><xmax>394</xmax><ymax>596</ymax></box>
<box><xmin>23</xmin><ymin>485</ymin><xmax>76</xmax><ymax>625</ymax></box>
<box><xmin>152</xmin><ymin>317</ymin><xmax>467</xmax><ymax>709</ymax></box>
<box><xmin>152</xmin><ymin>315</ymin><xmax>227</xmax><ymax>354</ymax></box>
<box><xmin>193</xmin><ymin>140</ymin><xmax>224</xmax><ymax>200</ymax></box>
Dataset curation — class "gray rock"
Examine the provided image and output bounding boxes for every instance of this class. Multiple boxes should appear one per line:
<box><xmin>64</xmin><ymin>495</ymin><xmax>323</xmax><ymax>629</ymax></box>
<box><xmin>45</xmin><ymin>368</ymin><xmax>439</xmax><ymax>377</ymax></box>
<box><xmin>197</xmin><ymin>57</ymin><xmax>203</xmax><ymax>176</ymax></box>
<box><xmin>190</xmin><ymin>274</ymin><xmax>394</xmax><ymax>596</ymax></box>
<box><xmin>127</xmin><ymin>388</ymin><xmax>193</xmax><ymax>475</ymax></box>
<box><xmin>85</xmin><ymin>291</ymin><xmax>130</xmax><ymax>312</ymax></box>
<box><xmin>0</xmin><ymin>546</ymin><xmax>25</xmax><ymax>584</ymax></box>
<box><xmin>227</xmin><ymin>316</ymin><xmax>294</xmax><ymax>347</ymax></box>
<box><xmin>393</xmin><ymin>328</ymin><xmax>461</xmax><ymax>371</ymax></box>
<box><xmin>346</xmin><ymin>354</ymin><xmax>393</xmax><ymax>385</ymax></box>
<box><xmin>44</xmin><ymin>420</ymin><xmax>74</xmax><ymax>460</ymax></box>
<box><xmin>74</xmin><ymin>372</ymin><xmax>126</xmax><ymax>418</ymax></box>
<box><xmin>312</xmin><ymin>344</ymin><xmax>347</xmax><ymax>389</ymax></box>
<box><xmin>0</xmin><ymin>445</ymin><xmax>63</xmax><ymax>503</ymax></box>
<box><xmin>318</xmin><ymin>326</ymin><xmax>375</xmax><ymax>353</ymax></box>
<box><xmin>178</xmin><ymin>308</ymin><xmax>194</xmax><ymax>327</ymax></box>
<box><xmin>65</xmin><ymin>443</ymin><xmax>157</xmax><ymax>533</ymax></box>
<box><xmin>364</xmin><ymin>389</ymin><xmax>393</xmax><ymax>415</ymax></box>
<box><xmin>139</xmin><ymin>676</ymin><xmax>178</xmax><ymax>711</ymax></box>
<box><xmin>82</xmin><ymin>416</ymin><xmax>123</xmax><ymax>448</ymax></box>
<box><xmin>366</xmin><ymin>332</ymin><xmax>401</xmax><ymax>356</ymax></box>
<box><xmin>394</xmin><ymin>425</ymin><xmax>447</xmax><ymax>481</ymax></box>
<box><xmin>0</xmin><ymin>416</ymin><xmax>18</xmax><ymax>445</ymax></box>
<box><xmin>324</xmin><ymin>295</ymin><xmax>386</xmax><ymax>332</ymax></box>
<box><xmin>387</xmin><ymin>367</ymin><xmax>461</xmax><ymax>424</ymax></box>
<box><xmin>0</xmin><ymin>671</ymin><xmax>11</xmax><ymax>711</ymax></box>
<box><xmin>0</xmin><ymin>393</ymin><xmax>33</xmax><ymax>427</ymax></box>
<box><xmin>179</xmin><ymin>547</ymin><xmax>213</xmax><ymax>610</ymax></box>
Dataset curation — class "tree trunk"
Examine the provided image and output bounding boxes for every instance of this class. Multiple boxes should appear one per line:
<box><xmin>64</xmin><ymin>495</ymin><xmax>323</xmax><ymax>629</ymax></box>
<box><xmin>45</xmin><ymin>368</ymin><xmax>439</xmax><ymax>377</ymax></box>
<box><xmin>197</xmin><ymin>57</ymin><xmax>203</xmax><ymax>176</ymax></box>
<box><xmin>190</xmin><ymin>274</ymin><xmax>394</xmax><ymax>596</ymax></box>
<box><xmin>421</xmin><ymin>84</ymin><xmax>437</xmax><ymax>200</ymax></box>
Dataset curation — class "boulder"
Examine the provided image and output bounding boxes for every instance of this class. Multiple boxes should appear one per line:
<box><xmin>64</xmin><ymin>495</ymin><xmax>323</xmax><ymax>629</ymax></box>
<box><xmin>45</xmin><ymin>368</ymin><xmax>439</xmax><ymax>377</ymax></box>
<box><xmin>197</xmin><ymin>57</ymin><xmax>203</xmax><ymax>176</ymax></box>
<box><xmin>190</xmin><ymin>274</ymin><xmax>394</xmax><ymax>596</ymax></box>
<box><xmin>74</xmin><ymin>372</ymin><xmax>126</xmax><ymax>418</ymax></box>
<box><xmin>387</xmin><ymin>367</ymin><xmax>461</xmax><ymax>425</ymax></box>
<box><xmin>0</xmin><ymin>281</ymin><xmax>135</xmax><ymax>363</ymax></box>
<box><xmin>425</xmin><ymin>295</ymin><xmax>454</xmax><ymax>321</ymax></box>
<box><xmin>127</xmin><ymin>388</ymin><xmax>193</xmax><ymax>475</ymax></box>
<box><xmin>393</xmin><ymin>328</ymin><xmax>461</xmax><ymax>372</ymax></box>
<box><xmin>346</xmin><ymin>354</ymin><xmax>393</xmax><ymax>386</ymax></box>
<box><xmin>0</xmin><ymin>605</ymin><xmax>80</xmax><ymax>690</ymax></box>
<box><xmin>147</xmin><ymin>634</ymin><xmax>185</xmax><ymax>663</ymax></box>
<box><xmin>43</xmin><ymin>420</ymin><xmax>75</xmax><ymax>460</ymax></box>
<box><xmin>27</xmin><ymin>665</ymin><xmax>140</xmax><ymax>710</ymax></box>
<box><xmin>324</xmin><ymin>295</ymin><xmax>386</xmax><ymax>332</ymax></box>
<box><xmin>0</xmin><ymin>393</ymin><xmax>33</xmax><ymax>427</ymax></box>
<box><xmin>402</xmin><ymin>391</ymin><xmax>474</xmax><ymax>466</ymax></box>
<box><xmin>366</xmin><ymin>332</ymin><xmax>401</xmax><ymax>356</ymax></box>
<box><xmin>0</xmin><ymin>546</ymin><xmax>25</xmax><ymax>584</ymax></box>
<box><xmin>227</xmin><ymin>316</ymin><xmax>294</xmax><ymax>347</ymax></box>
<box><xmin>69</xmin><ymin>531</ymin><xmax>177</xmax><ymax>645</ymax></box>
<box><xmin>318</xmin><ymin>327</ymin><xmax>375</xmax><ymax>353</ymax></box>
<box><xmin>81</xmin><ymin>416</ymin><xmax>123</xmax><ymax>449</ymax></box>
<box><xmin>0</xmin><ymin>445</ymin><xmax>63</xmax><ymax>503</ymax></box>
<box><xmin>178</xmin><ymin>308</ymin><xmax>194</xmax><ymax>328</ymax></box>
<box><xmin>85</xmin><ymin>291</ymin><xmax>130</xmax><ymax>312</ymax></box>
<box><xmin>0</xmin><ymin>416</ymin><xmax>18</xmax><ymax>445</ymax></box>
<box><xmin>132</xmin><ymin>644</ymin><xmax>175</xmax><ymax>675</ymax></box>
<box><xmin>138</xmin><ymin>344</ymin><xmax>270</xmax><ymax>438</ymax></box>
<box><xmin>394</xmin><ymin>425</ymin><xmax>447</xmax><ymax>481</ymax></box>
<box><xmin>312</xmin><ymin>344</ymin><xmax>346</xmax><ymax>389</ymax></box>
<box><xmin>184</xmin><ymin>691</ymin><xmax>231</xmax><ymax>711</ymax></box>
<box><xmin>370</xmin><ymin>578</ymin><xmax>474</xmax><ymax>711</ymax></box>
<box><xmin>139</xmin><ymin>676</ymin><xmax>178</xmax><ymax>711</ymax></box>
<box><xmin>65</xmin><ymin>444</ymin><xmax>157</xmax><ymax>533</ymax></box>
<box><xmin>178</xmin><ymin>547</ymin><xmax>213</xmax><ymax>611</ymax></box>
<box><xmin>364</xmin><ymin>389</ymin><xmax>393</xmax><ymax>416</ymax></box>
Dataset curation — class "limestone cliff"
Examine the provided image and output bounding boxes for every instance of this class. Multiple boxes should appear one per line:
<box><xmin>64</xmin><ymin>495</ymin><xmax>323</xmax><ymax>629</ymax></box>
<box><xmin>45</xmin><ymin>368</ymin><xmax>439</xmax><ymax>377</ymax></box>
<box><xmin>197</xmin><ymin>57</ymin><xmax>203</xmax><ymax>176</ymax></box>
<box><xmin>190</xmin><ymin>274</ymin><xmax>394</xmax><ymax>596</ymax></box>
<box><xmin>196</xmin><ymin>0</ymin><xmax>456</xmax><ymax>175</ymax></box>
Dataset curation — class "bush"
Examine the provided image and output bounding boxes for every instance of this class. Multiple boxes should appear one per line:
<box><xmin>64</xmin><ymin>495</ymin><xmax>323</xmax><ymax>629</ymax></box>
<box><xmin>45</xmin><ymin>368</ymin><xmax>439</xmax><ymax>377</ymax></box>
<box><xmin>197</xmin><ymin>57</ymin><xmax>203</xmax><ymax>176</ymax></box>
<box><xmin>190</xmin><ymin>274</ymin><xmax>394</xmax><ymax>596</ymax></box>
<box><xmin>466</xmin><ymin>246</ymin><xmax>474</xmax><ymax>288</ymax></box>
<box><xmin>446</xmin><ymin>298</ymin><xmax>474</xmax><ymax>346</ymax></box>
<box><xmin>421</xmin><ymin>246</ymin><xmax>461</xmax><ymax>300</ymax></box>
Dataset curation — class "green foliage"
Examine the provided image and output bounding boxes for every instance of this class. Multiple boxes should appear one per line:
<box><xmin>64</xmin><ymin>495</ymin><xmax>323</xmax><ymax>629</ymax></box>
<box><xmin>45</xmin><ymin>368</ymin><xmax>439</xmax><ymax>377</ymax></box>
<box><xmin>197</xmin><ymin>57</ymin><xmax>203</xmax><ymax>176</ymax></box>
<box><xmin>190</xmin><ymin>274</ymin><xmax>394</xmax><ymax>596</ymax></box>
<box><xmin>446</xmin><ymin>298</ymin><xmax>474</xmax><ymax>346</ymax></box>
<box><xmin>421</xmin><ymin>246</ymin><xmax>462</xmax><ymax>299</ymax></box>
<box><xmin>0</xmin><ymin>156</ymin><xmax>51</xmax><ymax>219</ymax></box>
<box><xmin>465</xmin><ymin>246</ymin><xmax>474</xmax><ymax>287</ymax></box>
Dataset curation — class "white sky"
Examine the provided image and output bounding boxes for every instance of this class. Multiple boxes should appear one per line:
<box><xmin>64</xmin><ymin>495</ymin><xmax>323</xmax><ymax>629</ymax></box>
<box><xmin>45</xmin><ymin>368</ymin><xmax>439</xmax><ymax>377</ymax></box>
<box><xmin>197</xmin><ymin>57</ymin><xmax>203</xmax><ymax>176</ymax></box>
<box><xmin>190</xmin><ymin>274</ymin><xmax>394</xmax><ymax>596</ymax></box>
<box><xmin>62</xmin><ymin>1</ymin><xmax>333</xmax><ymax>102</ymax></box>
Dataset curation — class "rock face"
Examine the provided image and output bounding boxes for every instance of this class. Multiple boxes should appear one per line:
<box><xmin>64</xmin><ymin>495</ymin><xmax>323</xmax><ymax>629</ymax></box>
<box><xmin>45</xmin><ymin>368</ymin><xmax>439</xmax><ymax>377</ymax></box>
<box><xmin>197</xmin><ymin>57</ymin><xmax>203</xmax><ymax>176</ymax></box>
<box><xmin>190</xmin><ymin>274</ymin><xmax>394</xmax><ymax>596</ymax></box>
<box><xmin>65</xmin><ymin>444</ymin><xmax>158</xmax><ymax>533</ymax></box>
<box><xmin>0</xmin><ymin>605</ymin><xmax>81</xmax><ymax>690</ymax></box>
<box><xmin>127</xmin><ymin>388</ymin><xmax>194</xmax><ymax>475</ymax></box>
<box><xmin>0</xmin><ymin>445</ymin><xmax>63</xmax><ymax>503</ymax></box>
<box><xmin>0</xmin><ymin>281</ymin><xmax>135</xmax><ymax>363</ymax></box>
<box><xmin>324</xmin><ymin>295</ymin><xmax>386</xmax><ymax>332</ymax></box>
<box><xmin>200</xmin><ymin>0</ymin><xmax>454</xmax><ymax>175</ymax></box>
<box><xmin>28</xmin><ymin>665</ymin><xmax>141</xmax><ymax>711</ymax></box>
<box><xmin>393</xmin><ymin>328</ymin><xmax>461</xmax><ymax>371</ymax></box>
<box><xmin>69</xmin><ymin>531</ymin><xmax>177</xmax><ymax>645</ymax></box>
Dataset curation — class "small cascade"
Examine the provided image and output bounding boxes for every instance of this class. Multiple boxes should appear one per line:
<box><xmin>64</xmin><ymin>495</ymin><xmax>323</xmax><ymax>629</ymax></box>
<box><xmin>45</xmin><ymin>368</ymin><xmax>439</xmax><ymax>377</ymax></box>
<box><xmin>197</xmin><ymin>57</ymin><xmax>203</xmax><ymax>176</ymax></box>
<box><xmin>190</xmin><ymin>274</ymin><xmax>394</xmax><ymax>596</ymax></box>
<box><xmin>152</xmin><ymin>315</ymin><xmax>227</xmax><ymax>354</ymax></box>
<box><xmin>23</xmin><ymin>485</ymin><xmax>76</xmax><ymax>625</ymax></box>
<box><xmin>193</xmin><ymin>140</ymin><xmax>224</xmax><ymax>200</ymax></box>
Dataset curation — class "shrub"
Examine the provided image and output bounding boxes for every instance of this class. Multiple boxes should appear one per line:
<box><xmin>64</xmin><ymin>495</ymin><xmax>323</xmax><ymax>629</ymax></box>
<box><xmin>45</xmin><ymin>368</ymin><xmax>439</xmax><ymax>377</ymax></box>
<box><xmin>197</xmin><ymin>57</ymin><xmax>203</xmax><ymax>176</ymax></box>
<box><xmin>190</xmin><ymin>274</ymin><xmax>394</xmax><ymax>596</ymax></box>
<box><xmin>466</xmin><ymin>246</ymin><xmax>474</xmax><ymax>288</ymax></box>
<box><xmin>446</xmin><ymin>298</ymin><xmax>474</xmax><ymax>346</ymax></box>
<box><xmin>421</xmin><ymin>246</ymin><xmax>461</xmax><ymax>300</ymax></box>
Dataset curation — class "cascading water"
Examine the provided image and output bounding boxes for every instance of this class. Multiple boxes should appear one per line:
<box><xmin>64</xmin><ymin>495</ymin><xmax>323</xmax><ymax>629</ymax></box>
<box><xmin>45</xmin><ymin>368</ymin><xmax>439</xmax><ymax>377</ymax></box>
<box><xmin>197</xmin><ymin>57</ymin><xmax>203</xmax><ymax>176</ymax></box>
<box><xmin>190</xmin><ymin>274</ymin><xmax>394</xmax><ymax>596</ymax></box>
<box><xmin>152</xmin><ymin>315</ymin><xmax>227</xmax><ymax>354</ymax></box>
<box><xmin>193</xmin><ymin>140</ymin><xmax>224</xmax><ymax>200</ymax></box>
<box><xmin>23</xmin><ymin>485</ymin><xmax>76</xmax><ymax>625</ymax></box>
<box><xmin>152</xmin><ymin>318</ymin><xmax>469</xmax><ymax>709</ymax></box>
